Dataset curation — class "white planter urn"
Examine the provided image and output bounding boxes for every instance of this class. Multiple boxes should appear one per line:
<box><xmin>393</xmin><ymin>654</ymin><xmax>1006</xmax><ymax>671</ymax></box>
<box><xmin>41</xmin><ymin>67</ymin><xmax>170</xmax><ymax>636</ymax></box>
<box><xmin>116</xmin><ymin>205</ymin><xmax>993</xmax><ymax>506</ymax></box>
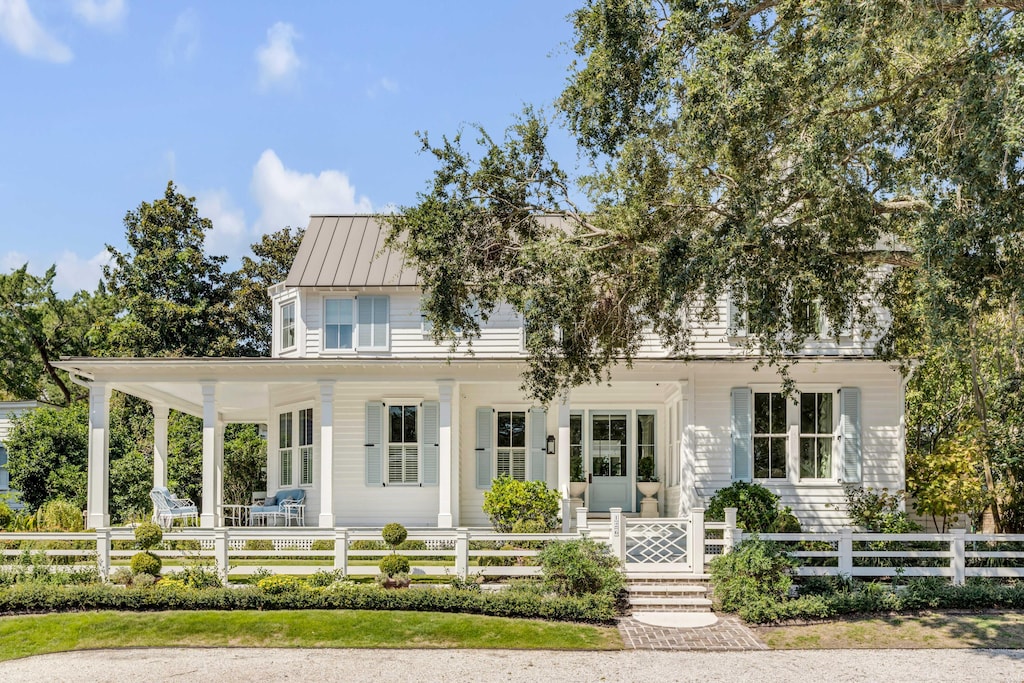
<box><xmin>569</xmin><ymin>481</ymin><xmax>589</xmax><ymax>498</ymax></box>
<box><xmin>637</xmin><ymin>481</ymin><xmax>662</xmax><ymax>518</ymax></box>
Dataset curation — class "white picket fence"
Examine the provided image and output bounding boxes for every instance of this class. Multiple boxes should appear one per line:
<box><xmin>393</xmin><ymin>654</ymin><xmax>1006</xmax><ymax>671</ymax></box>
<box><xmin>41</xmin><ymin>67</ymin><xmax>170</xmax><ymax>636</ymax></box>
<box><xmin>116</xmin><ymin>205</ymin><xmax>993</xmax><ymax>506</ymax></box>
<box><xmin>3</xmin><ymin>506</ymin><xmax>1024</xmax><ymax>585</ymax></box>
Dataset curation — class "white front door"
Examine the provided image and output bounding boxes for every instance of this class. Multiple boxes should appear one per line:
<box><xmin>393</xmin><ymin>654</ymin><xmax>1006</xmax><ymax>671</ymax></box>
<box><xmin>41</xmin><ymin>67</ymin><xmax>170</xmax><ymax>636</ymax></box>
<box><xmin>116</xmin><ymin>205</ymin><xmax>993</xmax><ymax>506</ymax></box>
<box><xmin>588</xmin><ymin>412</ymin><xmax>632</xmax><ymax>513</ymax></box>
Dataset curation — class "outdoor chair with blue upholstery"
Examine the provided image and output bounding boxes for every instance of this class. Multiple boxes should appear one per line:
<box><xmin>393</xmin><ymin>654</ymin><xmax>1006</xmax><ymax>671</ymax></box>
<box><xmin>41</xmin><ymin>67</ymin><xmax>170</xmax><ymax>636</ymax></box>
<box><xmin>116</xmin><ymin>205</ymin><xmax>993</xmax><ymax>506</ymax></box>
<box><xmin>149</xmin><ymin>487</ymin><xmax>198</xmax><ymax>528</ymax></box>
<box><xmin>249</xmin><ymin>488</ymin><xmax>306</xmax><ymax>526</ymax></box>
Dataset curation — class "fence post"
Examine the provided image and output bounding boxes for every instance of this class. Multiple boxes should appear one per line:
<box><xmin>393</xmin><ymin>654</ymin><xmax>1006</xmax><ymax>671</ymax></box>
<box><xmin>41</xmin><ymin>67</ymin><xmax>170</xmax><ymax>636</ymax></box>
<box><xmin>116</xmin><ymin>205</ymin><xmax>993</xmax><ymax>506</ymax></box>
<box><xmin>334</xmin><ymin>528</ymin><xmax>349</xmax><ymax>574</ymax></box>
<box><xmin>609</xmin><ymin>507</ymin><xmax>626</xmax><ymax>563</ymax></box>
<box><xmin>690</xmin><ymin>507</ymin><xmax>705</xmax><ymax>575</ymax></box>
<box><xmin>723</xmin><ymin>507</ymin><xmax>738</xmax><ymax>554</ymax></box>
<box><xmin>951</xmin><ymin>528</ymin><xmax>966</xmax><ymax>586</ymax></box>
<box><xmin>214</xmin><ymin>528</ymin><xmax>229</xmax><ymax>583</ymax></box>
<box><xmin>838</xmin><ymin>528</ymin><xmax>853</xmax><ymax>577</ymax></box>
<box><xmin>95</xmin><ymin>528</ymin><xmax>111</xmax><ymax>581</ymax></box>
<box><xmin>455</xmin><ymin>528</ymin><xmax>469</xmax><ymax>579</ymax></box>
<box><xmin>561</xmin><ymin>497</ymin><xmax>572</xmax><ymax>533</ymax></box>
<box><xmin>576</xmin><ymin>507</ymin><xmax>588</xmax><ymax>533</ymax></box>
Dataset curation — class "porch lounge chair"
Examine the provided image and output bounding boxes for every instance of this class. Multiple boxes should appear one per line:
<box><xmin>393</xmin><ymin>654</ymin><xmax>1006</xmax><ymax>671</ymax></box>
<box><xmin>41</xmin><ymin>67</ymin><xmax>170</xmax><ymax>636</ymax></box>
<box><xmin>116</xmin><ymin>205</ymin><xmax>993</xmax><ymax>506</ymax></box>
<box><xmin>249</xmin><ymin>488</ymin><xmax>306</xmax><ymax>526</ymax></box>
<box><xmin>150</xmin><ymin>487</ymin><xmax>198</xmax><ymax>528</ymax></box>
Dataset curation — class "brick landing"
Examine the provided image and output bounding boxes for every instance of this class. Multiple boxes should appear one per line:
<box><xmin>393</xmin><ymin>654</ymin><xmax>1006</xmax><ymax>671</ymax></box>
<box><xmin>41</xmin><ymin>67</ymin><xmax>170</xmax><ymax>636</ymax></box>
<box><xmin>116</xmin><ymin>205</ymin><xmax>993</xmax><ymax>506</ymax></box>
<box><xmin>618</xmin><ymin>614</ymin><xmax>768</xmax><ymax>651</ymax></box>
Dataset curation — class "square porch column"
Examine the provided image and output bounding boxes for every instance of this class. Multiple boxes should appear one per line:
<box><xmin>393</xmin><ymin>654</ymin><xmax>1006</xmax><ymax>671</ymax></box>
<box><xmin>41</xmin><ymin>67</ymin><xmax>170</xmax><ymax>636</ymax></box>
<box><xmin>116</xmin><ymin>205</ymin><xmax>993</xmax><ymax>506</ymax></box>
<box><xmin>557</xmin><ymin>397</ymin><xmax>571</xmax><ymax>500</ymax></box>
<box><xmin>200</xmin><ymin>382</ymin><xmax>218</xmax><ymax>528</ymax></box>
<box><xmin>152</xmin><ymin>403</ymin><xmax>169</xmax><ymax>490</ymax></box>
<box><xmin>318</xmin><ymin>380</ymin><xmax>336</xmax><ymax>528</ymax></box>
<box><xmin>215</xmin><ymin>417</ymin><xmax>225</xmax><ymax>526</ymax></box>
<box><xmin>86</xmin><ymin>382</ymin><xmax>112</xmax><ymax>528</ymax></box>
<box><xmin>437</xmin><ymin>380</ymin><xmax>454</xmax><ymax>528</ymax></box>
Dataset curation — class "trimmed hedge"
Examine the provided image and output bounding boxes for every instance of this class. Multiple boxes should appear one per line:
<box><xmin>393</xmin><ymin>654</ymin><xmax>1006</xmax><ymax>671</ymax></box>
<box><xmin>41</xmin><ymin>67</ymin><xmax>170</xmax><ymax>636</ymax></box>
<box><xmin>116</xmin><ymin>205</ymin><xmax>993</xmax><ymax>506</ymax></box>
<box><xmin>0</xmin><ymin>582</ymin><xmax>616</xmax><ymax>623</ymax></box>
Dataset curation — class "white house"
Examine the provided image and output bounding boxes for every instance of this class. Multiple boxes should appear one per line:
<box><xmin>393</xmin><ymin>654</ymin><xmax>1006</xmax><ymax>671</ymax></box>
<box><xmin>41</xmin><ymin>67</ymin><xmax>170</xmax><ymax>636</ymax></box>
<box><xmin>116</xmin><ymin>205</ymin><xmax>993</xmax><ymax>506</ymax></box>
<box><xmin>55</xmin><ymin>215</ymin><xmax>907</xmax><ymax>531</ymax></box>
<box><xmin>0</xmin><ymin>401</ymin><xmax>36</xmax><ymax>510</ymax></box>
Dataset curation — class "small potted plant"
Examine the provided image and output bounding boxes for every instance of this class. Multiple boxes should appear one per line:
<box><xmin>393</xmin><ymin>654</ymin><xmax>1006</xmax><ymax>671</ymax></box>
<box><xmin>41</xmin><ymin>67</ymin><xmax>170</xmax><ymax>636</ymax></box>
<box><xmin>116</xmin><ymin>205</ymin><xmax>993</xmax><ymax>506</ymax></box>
<box><xmin>569</xmin><ymin>452</ymin><xmax>588</xmax><ymax>499</ymax></box>
<box><xmin>636</xmin><ymin>455</ymin><xmax>661</xmax><ymax>501</ymax></box>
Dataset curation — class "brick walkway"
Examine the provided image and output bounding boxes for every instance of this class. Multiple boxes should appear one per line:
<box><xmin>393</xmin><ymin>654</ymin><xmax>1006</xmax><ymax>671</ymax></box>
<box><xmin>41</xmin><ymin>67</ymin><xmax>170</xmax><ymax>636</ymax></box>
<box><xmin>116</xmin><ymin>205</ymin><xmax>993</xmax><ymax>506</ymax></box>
<box><xmin>618</xmin><ymin>614</ymin><xmax>768</xmax><ymax>651</ymax></box>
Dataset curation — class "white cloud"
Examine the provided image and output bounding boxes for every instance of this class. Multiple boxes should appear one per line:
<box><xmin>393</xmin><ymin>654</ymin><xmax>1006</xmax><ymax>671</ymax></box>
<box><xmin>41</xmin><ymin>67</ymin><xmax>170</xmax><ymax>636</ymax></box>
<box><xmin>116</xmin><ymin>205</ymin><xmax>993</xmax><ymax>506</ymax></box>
<box><xmin>70</xmin><ymin>0</ymin><xmax>126</xmax><ymax>29</ymax></box>
<box><xmin>1</xmin><ymin>250</ymin><xmax>30</xmax><ymax>272</ymax></box>
<box><xmin>366</xmin><ymin>76</ymin><xmax>398</xmax><ymax>99</ymax></box>
<box><xmin>251</xmin><ymin>149</ymin><xmax>372</xmax><ymax>235</ymax></box>
<box><xmin>255</xmin><ymin>21</ymin><xmax>301</xmax><ymax>91</ymax></box>
<box><xmin>0</xmin><ymin>0</ymin><xmax>73</xmax><ymax>63</ymax></box>
<box><xmin>163</xmin><ymin>8</ymin><xmax>198</xmax><ymax>65</ymax></box>
<box><xmin>54</xmin><ymin>249</ymin><xmax>110</xmax><ymax>294</ymax></box>
<box><xmin>196</xmin><ymin>189</ymin><xmax>247</xmax><ymax>256</ymax></box>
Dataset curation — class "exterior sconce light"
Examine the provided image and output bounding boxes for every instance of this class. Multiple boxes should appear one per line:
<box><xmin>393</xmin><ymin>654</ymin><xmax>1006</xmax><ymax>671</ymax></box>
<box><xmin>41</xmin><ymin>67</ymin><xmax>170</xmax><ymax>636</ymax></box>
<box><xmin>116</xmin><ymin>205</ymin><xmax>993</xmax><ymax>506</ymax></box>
<box><xmin>546</xmin><ymin>435</ymin><xmax>556</xmax><ymax>455</ymax></box>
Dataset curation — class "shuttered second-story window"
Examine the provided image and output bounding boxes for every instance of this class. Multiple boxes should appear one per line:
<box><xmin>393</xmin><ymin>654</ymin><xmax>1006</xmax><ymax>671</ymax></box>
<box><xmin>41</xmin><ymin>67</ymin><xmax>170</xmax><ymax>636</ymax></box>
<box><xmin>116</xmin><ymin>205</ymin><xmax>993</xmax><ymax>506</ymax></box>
<box><xmin>324</xmin><ymin>298</ymin><xmax>354</xmax><ymax>350</ymax></box>
<box><xmin>280</xmin><ymin>302</ymin><xmax>296</xmax><ymax>350</ymax></box>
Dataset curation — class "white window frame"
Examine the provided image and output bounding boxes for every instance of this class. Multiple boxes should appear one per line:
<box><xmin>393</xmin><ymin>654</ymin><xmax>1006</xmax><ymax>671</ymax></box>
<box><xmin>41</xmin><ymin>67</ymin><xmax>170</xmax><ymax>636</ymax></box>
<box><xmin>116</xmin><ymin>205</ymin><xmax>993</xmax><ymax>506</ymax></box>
<box><xmin>495</xmin><ymin>409</ymin><xmax>528</xmax><ymax>481</ymax></box>
<box><xmin>277</xmin><ymin>403</ymin><xmax>315</xmax><ymax>488</ymax></box>
<box><xmin>323</xmin><ymin>297</ymin><xmax>356</xmax><ymax>352</ymax></box>
<box><xmin>752</xmin><ymin>391</ymin><xmax>790</xmax><ymax>481</ymax></box>
<box><xmin>357</xmin><ymin>295</ymin><xmax>390</xmax><ymax>351</ymax></box>
<box><xmin>298</xmin><ymin>407</ymin><xmax>314</xmax><ymax>487</ymax></box>
<box><xmin>747</xmin><ymin>384</ymin><xmax>841</xmax><ymax>484</ymax></box>
<box><xmin>278</xmin><ymin>411</ymin><xmax>294</xmax><ymax>488</ymax></box>
<box><xmin>386</xmin><ymin>402</ymin><xmax>419</xmax><ymax>485</ymax></box>
<box><xmin>279</xmin><ymin>299</ymin><xmax>297</xmax><ymax>352</ymax></box>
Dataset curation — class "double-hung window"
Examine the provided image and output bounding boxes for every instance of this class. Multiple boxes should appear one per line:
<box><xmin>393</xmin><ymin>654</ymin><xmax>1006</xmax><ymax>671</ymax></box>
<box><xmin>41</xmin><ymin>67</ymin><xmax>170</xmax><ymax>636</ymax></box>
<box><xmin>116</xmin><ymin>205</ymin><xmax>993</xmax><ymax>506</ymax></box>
<box><xmin>324</xmin><ymin>299</ymin><xmax>354</xmax><ymax>350</ymax></box>
<box><xmin>569</xmin><ymin>413</ymin><xmax>584</xmax><ymax>482</ymax></box>
<box><xmin>358</xmin><ymin>296</ymin><xmax>389</xmax><ymax>350</ymax></box>
<box><xmin>800</xmin><ymin>392</ymin><xmax>833</xmax><ymax>479</ymax></box>
<box><xmin>279</xmin><ymin>412</ymin><xmax>294</xmax><ymax>487</ymax></box>
<box><xmin>496</xmin><ymin>411</ymin><xmax>527</xmax><ymax>480</ymax></box>
<box><xmin>280</xmin><ymin>302</ymin><xmax>296</xmax><ymax>350</ymax></box>
<box><xmin>753</xmin><ymin>392</ymin><xmax>787</xmax><ymax>479</ymax></box>
<box><xmin>388</xmin><ymin>405</ymin><xmax>418</xmax><ymax>484</ymax></box>
<box><xmin>299</xmin><ymin>408</ymin><xmax>314</xmax><ymax>486</ymax></box>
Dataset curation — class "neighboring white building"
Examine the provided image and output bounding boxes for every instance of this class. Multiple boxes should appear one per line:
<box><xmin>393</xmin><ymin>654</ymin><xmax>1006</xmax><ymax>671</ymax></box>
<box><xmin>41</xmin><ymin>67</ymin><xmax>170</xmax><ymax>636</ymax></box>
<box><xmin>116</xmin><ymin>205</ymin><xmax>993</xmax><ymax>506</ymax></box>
<box><xmin>0</xmin><ymin>401</ymin><xmax>35</xmax><ymax>510</ymax></box>
<box><xmin>56</xmin><ymin>215</ymin><xmax>907</xmax><ymax>530</ymax></box>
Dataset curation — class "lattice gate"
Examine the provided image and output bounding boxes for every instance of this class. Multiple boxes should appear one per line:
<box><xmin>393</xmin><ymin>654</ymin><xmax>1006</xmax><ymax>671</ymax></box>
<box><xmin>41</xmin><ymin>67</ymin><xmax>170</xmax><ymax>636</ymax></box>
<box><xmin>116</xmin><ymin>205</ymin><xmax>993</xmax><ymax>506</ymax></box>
<box><xmin>624</xmin><ymin>518</ymin><xmax>690</xmax><ymax>572</ymax></box>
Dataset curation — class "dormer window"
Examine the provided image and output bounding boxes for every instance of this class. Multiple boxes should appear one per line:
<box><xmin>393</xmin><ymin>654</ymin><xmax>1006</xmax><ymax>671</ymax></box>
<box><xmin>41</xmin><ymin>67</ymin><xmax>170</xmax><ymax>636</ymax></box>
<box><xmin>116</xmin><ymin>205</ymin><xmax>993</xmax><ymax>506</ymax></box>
<box><xmin>325</xmin><ymin>299</ymin><xmax>354</xmax><ymax>350</ymax></box>
<box><xmin>280</xmin><ymin>302</ymin><xmax>296</xmax><ymax>350</ymax></box>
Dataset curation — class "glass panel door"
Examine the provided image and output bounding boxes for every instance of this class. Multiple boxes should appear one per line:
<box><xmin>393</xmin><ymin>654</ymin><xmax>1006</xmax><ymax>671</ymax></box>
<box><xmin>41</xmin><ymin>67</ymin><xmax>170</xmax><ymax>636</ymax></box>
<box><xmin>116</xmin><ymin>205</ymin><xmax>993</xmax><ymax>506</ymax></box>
<box><xmin>589</xmin><ymin>412</ymin><xmax>631</xmax><ymax>512</ymax></box>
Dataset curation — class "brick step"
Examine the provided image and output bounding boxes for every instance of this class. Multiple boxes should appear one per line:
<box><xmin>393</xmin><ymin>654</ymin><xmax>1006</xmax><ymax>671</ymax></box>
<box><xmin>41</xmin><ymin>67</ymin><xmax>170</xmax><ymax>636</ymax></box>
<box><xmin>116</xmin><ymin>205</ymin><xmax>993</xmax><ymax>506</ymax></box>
<box><xmin>625</xmin><ymin>572</ymin><xmax>712</xmax><ymax>583</ymax></box>
<box><xmin>627</xmin><ymin>596</ymin><xmax>713</xmax><ymax>611</ymax></box>
<box><xmin>627</xmin><ymin>584</ymin><xmax>708</xmax><ymax>597</ymax></box>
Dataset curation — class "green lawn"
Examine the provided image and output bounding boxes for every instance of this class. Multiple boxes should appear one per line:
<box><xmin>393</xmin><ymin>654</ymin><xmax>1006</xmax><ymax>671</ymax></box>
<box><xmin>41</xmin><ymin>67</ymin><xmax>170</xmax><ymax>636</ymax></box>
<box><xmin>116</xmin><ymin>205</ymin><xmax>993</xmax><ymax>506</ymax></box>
<box><xmin>0</xmin><ymin>610</ymin><xmax>623</xmax><ymax>661</ymax></box>
<box><xmin>755</xmin><ymin>611</ymin><xmax>1024</xmax><ymax>649</ymax></box>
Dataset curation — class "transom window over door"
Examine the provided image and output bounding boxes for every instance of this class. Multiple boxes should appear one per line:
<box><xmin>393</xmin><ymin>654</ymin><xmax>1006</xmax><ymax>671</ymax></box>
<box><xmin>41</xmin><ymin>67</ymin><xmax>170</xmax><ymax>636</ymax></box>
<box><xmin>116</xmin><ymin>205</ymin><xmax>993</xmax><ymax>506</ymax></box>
<box><xmin>754</xmin><ymin>392</ymin><xmax>787</xmax><ymax>479</ymax></box>
<box><xmin>800</xmin><ymin>392</ymin><xmax>833</xmax><ymax>479</ymax></box>
<box><xmin>496</xmin><ymin>411</ymin><xmax>526</xmax><ymax>480</ymax></box>
<box><xmin>388</xmin><ymin>405</ymin><xmax>418</xmax><ymax>484</ymax></box>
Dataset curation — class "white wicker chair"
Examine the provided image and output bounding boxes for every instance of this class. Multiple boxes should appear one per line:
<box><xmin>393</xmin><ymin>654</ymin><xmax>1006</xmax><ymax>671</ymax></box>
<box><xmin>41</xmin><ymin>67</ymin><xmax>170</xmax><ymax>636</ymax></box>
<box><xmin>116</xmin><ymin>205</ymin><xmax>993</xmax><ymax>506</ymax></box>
<box><xmin>150</xmin><ymin>487</ymin><xmax>198</xmax><ymax>528</ymax></box>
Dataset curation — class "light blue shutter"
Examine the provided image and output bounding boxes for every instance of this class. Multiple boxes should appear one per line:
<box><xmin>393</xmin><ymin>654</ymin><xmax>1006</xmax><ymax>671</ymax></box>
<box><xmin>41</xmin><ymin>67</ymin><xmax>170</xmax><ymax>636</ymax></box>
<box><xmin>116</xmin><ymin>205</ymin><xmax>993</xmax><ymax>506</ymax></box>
<box><xmin>357</xmin><ymin>297</ymin><xmax>372</xmax><ymax>348</ymax></box>
<box><xmin>841</xmin><ymin>387</ymin><xmax>862</xmax><ymax>483</ymax></box>
<box><xmin>475</xmin><ymin>407</ymin><xmax>493</xmax><ymax>488</ymax></box>
<box><xmin>365</xmin><ymin>402</ymin><xmax>383</xmax><ymax>485</ymax></box>
<box><xmin>421</xmin><ymin>400</ymin><xmax>439</xmax><ymax>486</ymax></box>
<box><xmin>731</xmin><ymin>388</ymin><xmax>753</xmax><ymax>481</ymax></box>
<box><xmin>529</xmin><ymin>408</ymin><xmax>547</xmax><ymax>482</ymax></box>
<box><xmin>374</xmin><ymin>296</ymin><xmax>389</xmax><ymax>348</ymax></box>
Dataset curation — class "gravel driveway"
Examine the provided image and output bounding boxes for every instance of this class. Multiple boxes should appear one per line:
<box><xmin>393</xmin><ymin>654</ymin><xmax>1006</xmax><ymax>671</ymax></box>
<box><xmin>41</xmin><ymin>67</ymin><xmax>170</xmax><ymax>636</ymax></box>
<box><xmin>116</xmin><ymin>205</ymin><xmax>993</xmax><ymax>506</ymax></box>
<box><xmin>1</xmin><ymin>648</ymin><xmax>1022</xmax><ymax>682</ymax></box>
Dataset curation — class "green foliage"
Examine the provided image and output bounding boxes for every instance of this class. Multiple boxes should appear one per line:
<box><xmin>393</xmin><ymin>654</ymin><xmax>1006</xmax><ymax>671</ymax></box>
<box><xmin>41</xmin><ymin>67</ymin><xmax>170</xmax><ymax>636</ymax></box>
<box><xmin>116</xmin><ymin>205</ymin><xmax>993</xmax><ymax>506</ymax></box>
<box><xmin>381</xmin><ymin>522</ymin><xmax>408</xmax><ymax>548</ymax></box>
<box><xmin>175</xmin><ymin>565</ymin><xmax>223</xmax><ymax>590</ymax></box>
<box><xmin>243</xmin><ymin>540</ymin><xmax>274</xmax><ymax>551</ymax></box>
<box><xmin>234</xmin><ymin>227</ymin><xmax>305</xmax><ymax>356</ymax></box>
<box><xmin>133</xmin><ymin>522</ymin><xmax>163</xmax><ymax>550</ymax></box>
<box><xmin>907</xmin><ymin>431</ymin><xmax>987</xmax><ymax>532</ymax></box>
<box><xmin>0</xmin><ymin>502</ymin><xmax>13</xmax><ymax>530</ymax></box>
<box><xmin>710</xmin><ymin>538</ymin><xmax>795</xmax><ymax>614</ymax></box>
<box><xmin>35</xmin><ymin>499</ymin><xmax>83</xmax><ymax>531</ymax></box>
<box><xmin>538</xmin><ymin>539</ymin><xmax>624</xmax><ymax>599</ymax></box>
<box><xmin>310</xmin><ymin>540</ymin><xmax>335</xmax><ymax>551</ymax></box>
<box><xmin>257</xmin><ymin>575</ymin><xmax>305</xmax><ymax>595</ymax></box>
<box><xmin>130</xmin><ymin>551</ymin><xmax>162</xmax><ymax>577</ymax></box>
<box><xmin>842</xmin><ymin>487</ymin><xmax>921</xmax><ymax>533</ymax></box>
<box><xmin>482</xmin><ymin>476</ymin><xmax>560</xmax><ymax>532</ymax></box>
<box><xmin>706</xmin><ymin>481</ymin><xmax>800</xmax><ymax>533</ymax></box>
<box><xmin>5</xmin><ymin>404</ymin><xmax>88</xmax><ymax>511</ymax></box>
<box><xmin>307</xmin><ymin>569</ymin><xmax>347</xmax><ymax>588</ymax></box>
<box><xmin>222</xmin><ymin>424</ymin><xmax>267</xmax><ymax>506</ymax></box>
<box><xmin>378</xmin><ymin>554</ymin><xmax>411</xmax><ymax>577</ymax></box>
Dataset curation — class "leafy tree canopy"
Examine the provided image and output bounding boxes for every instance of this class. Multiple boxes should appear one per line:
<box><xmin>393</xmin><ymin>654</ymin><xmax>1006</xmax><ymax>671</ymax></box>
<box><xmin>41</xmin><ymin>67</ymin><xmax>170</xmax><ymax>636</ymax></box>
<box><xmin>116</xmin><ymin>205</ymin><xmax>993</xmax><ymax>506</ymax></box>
<box><xmin>234</xmin><ymin>227</ymin><xmax>304</xmax><ymax>356</ymax></box>
<box><xmin>389</xmin><ymin>0</ymin><xmax>1024</xmax><ymax>402</ymax></box>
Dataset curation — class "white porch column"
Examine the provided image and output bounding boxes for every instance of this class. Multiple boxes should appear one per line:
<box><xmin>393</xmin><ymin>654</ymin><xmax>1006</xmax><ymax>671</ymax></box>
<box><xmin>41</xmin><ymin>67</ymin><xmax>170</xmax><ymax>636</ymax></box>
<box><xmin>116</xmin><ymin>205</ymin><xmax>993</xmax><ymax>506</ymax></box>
<box><xmin>437</xmin><ymin>380</ymin><xmax>454</xmax><ymax>528</ymax></box>
<box><xmin>318</xmin><ymin>380</ymin><xmax>336</xmax><ymax>528</ymax></box>
<box><xmin>557</xmin><ymin>395</ymin><xmax>571</xmax><ymax>500</ymax></box>
<box><xmin>86</xmin><ymin>382</ymin><xmax>112</xmax><ymax>528</ymax></box>
<box><xmin>200</xmin><ymin>382</ymin><xmax>217</xmax><ymax>528</ymax></box>
<box><xmin>214</xmin><ymin>418</ymin><xmax>225</xmax><ymax>526</ymax></box>
<box><xmin>152</xmin><ymin>403</ymin><xmax>169</xmax><ymax>490</ymax></box>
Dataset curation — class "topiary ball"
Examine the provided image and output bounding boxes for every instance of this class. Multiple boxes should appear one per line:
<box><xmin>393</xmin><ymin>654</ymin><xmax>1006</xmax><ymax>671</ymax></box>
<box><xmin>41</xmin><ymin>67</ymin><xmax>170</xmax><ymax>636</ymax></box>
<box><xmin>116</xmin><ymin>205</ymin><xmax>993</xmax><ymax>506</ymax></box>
<box><xmin>134</xmin><ymin>522</ymin><xmax>164</xmax><ymax>550</ymax></box>
<box><xmin>378</xmin><ymin>553</ymin><xmax>410</xmax><ymax>577</ymax></box>
<box><xmin>130</xmin><ymin>550</ymin><xmax>162</xmax><ymax>576</ymax></box>
<box><xmin>381</xmin><ymin>522</ymin><xmax>408</xmax><ymax>548</ymax></box>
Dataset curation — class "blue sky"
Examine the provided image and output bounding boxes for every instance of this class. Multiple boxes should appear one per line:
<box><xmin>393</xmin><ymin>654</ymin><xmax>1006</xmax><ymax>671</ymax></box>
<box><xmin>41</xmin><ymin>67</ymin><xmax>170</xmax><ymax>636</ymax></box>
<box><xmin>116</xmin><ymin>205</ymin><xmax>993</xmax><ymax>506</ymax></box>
<box><xmin>0</xmin><ymin>0</ymin><xmax>580</xmax><ymax>294</ymax></box>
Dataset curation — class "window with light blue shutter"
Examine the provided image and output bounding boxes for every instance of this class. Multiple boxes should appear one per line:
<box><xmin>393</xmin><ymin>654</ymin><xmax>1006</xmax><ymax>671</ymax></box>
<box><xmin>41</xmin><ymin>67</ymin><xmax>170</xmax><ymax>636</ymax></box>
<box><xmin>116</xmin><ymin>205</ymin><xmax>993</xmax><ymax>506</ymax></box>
<box><xmin>421</xmin><ymin>401</ymin><xmax>439</xmax><ymax>485</ymax></box>
<box><xmin>365</xmin><ymin>402</ymin><xmax>383</xmax><ymax>485</ymax></box>
<box><xmin>357</xmin><ymin>296</ymin><xmax>389</xmax><ymax>350</ymax></box>
<box><xmin>731</xmin><ymin>388</ymin><xmax>753</xmax><ymax>481</ymax></box>
<box><xmin>529</xmin><ymin>408</ymin><xmax>547</xmax><ymax>482</ymax></box>
<box><xmin>475</xmin><ymin>407</ymin><xmax>493</xmax><ymax>488</ymax></box>
<box><xmin>841</xmin><ymin>387</ymin><xmax>862</xmax><ymax>483</ymax></box>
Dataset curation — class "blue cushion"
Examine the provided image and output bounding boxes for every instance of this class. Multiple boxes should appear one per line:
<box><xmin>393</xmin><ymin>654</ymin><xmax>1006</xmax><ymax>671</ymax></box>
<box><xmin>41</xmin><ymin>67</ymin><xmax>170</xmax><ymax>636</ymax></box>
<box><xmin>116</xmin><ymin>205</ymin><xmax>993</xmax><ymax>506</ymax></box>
<box><xmin>264</xmin><ymin>495</ymin><xmax>277</xmax><ymax>506</ymax></box>
<box><xmin>250</xmin><ymin>504</ymin><xmax>278</xmax><ymax>514</ymax></box>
